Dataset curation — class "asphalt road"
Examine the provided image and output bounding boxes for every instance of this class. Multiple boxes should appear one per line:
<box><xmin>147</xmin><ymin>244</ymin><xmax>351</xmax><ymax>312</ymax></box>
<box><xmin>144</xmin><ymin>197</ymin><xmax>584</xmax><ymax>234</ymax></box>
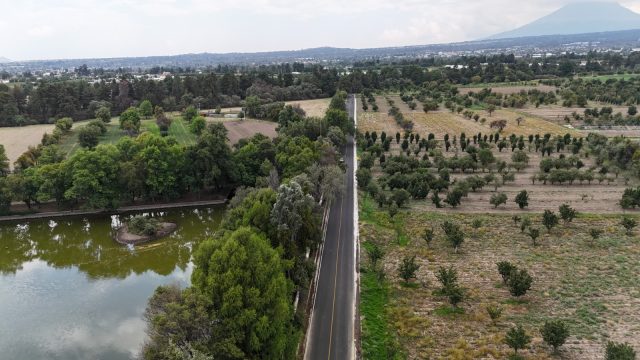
<box><xmin>305</xmin><ymin>95</ymin><xmax>357</xmax><ymax>360</ymax></box>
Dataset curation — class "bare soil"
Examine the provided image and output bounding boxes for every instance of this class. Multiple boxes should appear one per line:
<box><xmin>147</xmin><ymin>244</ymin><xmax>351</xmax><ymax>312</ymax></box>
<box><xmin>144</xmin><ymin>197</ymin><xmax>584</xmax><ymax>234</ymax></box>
<box><xmin>360</xmin><ymin>207</ymin><xmax>640</xmax><ymax>359</ymax></box>
<box><xmin>208</xmin><ymin>119</ymin><xmax>277</xmax><ymax>144</ymax></box>
<box><xmin>0</xmin><ymin>124</ymin><xmax>56</xmax><ymax>167</ymax></box>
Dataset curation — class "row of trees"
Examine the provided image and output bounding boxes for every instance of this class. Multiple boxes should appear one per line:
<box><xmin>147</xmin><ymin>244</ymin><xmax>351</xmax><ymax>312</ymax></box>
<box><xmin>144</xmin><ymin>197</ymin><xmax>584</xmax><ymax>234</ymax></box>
<box><xmin>141</xmin><ymin>91</ymin><xmax>351</xmax><ymax>359</ymax></box>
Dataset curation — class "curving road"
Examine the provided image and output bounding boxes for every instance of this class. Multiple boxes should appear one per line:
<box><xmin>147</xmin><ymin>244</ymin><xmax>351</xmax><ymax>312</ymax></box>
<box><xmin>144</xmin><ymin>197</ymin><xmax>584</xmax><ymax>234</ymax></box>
<box><xmin>305</xmin><ymin>95</ymin><xmax>357</xmax><ymax>360</ymax></box>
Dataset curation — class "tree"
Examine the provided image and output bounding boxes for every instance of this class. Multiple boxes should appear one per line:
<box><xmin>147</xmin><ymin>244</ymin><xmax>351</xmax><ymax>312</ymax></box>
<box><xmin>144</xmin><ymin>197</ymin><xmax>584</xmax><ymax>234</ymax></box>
<box><xmin>183</xmin><ymin>105</ymin><xmax>198</xmax><ymax>122</ymax></box>
<box><xmin>541</xmin><ymin>320</ymin><xmax>570</xmax><ymax>352</ymax></box>
<box><xmin>442</xmin><ymin>221</ymin><xmax>464</xmax><ymax>253</ymax></box>
<box><xmin>504</xmin><ymin>325</ymin><xmax>531</xmax><ymax>355</ymax></box>
<box><xmin>490</xmin><ymin>193</ymin><xmax>508</xmax><ymax>208</ymax></box>
<box><xmin>605</xmin><ymin>341</ymin><xmax>636</xmax><ymax>360</ymax></box>
<box><xmin>628</xmin><ymin>105</ymin><xmax>638</xmax><ymax>116</ymax></box>
<box><xmin>620</xmin><ymin>217</ymin><xmax>637</xmax><ymax>235</ymax></box>
<box><xmin>191</xmin><ymin>227</ymin><xmax>295</xmax><ymax>359</ymax></box>
<box><xmin>445</xmin><ymin>189</ymin><xmax>463</xmax><ymax>208</ymax></box>
<box><xmin>542</xmin><ymin>210</ymin><xmax>559</xmax><ymax>233</ymax></box>
<box><xmin>0</xmin><ymin>144</ymin><xmax>9</xmax><ymax>177</ymax></box>
<box><xmin>95</xmin><ymin>106</ymin><xmax>111</xmax><ymax>123</ymax></box>
<box><xmin>119</xmin><ymin>107</ymin><xmax>141</xmax><ymax>135</ymax></box>
<box><xmin>436</xmin><ymin>265</ymin><xmax>464</xmax><ymax>307</ymax></box>
<box><xmin>478</xmin><ymin>148</ymin><xmax>495</xmax><ymax>171</ymax></box>
<box><xmin>190</xmin><ymin>116</ymin><xmax>206</xmax><ymax>135</ymax></box>
<box><xmin>139</xmin><ymin>100</ymin><xmax>153</xmax><ymax>118</ymax></box>
<box><xmin>559</xmin><ymin>204</ymin><xmax>577</xmax><ymax>224</ymax></box>
<box><xmin>367</xmin><ymin>243</ymin><xmax>384</xmax><ymax>269</ymax></box>
<box><xmin>78</xmin><ymin>125</ymin><xmax>101</xmax><ymax>149</ymax></box>
<box><xmin>398</xmin><ymin>255</ymin><xmax>420</xmax><ymax>283</ymax></box>
<box><xmin>497</xmin><ymin>261</ymin><xmax>516</xmax><ymax>284</ymax></box>
<box><xmin>422</xmin><ymin>227</ymin><xmax>434</xmax><ymax>248</ymax></box>
<box><xmin>356</xmin><ymin>168</ymin><xmax>372</xmax><ymax>189</ymax></box>
<box><xmin>487</xmin><ymin>104</ymin><xmax>496</xmax><ymax>117</ymax></box>
<box><xmin>391</xmin><ymin>188</ymin><xmax>411</xmax><ymax>207</ymax></box>
<box><xmin>142</xmin><ymin>285</ymin><xmax>214</xmax><ymax>360</ymax></box>
<box><xmin>508</xmin><ymin>268</ymin><xmax>533</xmax><ymax>297</ymax></box>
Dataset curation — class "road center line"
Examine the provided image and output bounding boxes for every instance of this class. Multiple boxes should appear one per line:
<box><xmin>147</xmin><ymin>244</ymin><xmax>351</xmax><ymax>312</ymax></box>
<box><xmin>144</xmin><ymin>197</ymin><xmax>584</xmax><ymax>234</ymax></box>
<box><xmin>327</xmin><ymin>193</ymin><xmax>345</xmax><ymax>360</ymax></box>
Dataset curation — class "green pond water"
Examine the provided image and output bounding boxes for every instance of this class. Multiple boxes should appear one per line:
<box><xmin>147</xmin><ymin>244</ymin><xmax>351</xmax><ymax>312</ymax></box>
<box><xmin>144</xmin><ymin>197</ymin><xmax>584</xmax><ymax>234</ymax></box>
<box><xmin>0</xmin><ymin>206</ymin><xmax>224</xmax><ymax>360</ymax></box>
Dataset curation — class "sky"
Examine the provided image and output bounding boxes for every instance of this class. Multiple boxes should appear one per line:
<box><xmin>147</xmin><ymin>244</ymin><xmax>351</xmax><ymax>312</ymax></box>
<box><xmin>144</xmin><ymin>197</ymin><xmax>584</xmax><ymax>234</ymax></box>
<box><xmin>1</xmin><ymin>0</ymin><xmax>640</xmax><ymax>61</ymax></box>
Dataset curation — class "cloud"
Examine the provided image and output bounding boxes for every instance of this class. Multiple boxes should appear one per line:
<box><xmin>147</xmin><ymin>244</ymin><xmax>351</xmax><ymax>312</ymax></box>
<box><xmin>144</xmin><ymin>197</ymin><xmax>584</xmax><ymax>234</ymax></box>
<box><xmin>3</xmin><ymin>0</ymin><xmax>640</xmax><ymax>60</ymax></box>
<box><xmin>27</xmin><ymin>25</ymin><xmax>54</xmax><ymax>37</ymax></box>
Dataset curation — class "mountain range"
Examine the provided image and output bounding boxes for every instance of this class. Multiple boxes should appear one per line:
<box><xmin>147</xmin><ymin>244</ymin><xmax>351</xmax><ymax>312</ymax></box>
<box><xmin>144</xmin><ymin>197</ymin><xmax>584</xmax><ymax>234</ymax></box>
<box><xmin>489</xmin><ymin>2</ymin><xmax>640</xmax><ymax>39</ymax></box>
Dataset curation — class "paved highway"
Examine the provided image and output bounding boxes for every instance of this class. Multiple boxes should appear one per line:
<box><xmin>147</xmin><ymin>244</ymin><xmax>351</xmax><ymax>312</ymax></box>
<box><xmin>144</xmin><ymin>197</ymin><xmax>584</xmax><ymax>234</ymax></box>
<box><xmin>305</xmin><ymin>95</ymin><xmax>357</xmax><ymax>360</ymax></box>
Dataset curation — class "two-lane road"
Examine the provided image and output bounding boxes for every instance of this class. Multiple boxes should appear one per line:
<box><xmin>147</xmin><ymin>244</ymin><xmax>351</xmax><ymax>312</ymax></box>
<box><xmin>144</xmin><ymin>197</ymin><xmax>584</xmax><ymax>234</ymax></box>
<box><xmin>305</xmin><ymin>95</ymin><xmax>357</xmax><ymax>360</ymax></box>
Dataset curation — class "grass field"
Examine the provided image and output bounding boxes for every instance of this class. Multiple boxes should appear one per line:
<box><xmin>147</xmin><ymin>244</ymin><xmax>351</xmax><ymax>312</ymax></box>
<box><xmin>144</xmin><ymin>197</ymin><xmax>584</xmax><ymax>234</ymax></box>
<box><xmin>218</xmin><ymin>98</ymin><xmax>331</xmax><ymax>119</ymax></box>
<box><xmin>359</xmin><ymin>197</ymin><xmax>640</xmax><ymax>359</ymax></box>
<box><xmin>0</xmin><ymin>123</ymin><xmax>56</xmax><ymax>167</ymax></box>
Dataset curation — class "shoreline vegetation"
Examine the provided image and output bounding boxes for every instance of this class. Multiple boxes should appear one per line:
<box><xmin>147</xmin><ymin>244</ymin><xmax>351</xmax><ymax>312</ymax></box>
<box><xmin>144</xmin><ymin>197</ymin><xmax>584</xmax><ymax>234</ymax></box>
<box><xmin>115</xmin><ymin>222</ymin><xmax>178</xmax><ymax>245</ymax></box>
<box><xmin>0</xmin><ymin>198</ymin><xmax>227</xmax><ymax>223</ymax></box>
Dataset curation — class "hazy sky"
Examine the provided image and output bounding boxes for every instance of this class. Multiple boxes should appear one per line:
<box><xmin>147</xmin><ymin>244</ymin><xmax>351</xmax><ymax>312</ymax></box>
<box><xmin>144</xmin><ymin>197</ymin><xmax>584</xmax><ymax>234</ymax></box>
<box><xmin>1</xmin><ymin>0</ymin><xmax>639</xmax><ymax>61</ymax></box>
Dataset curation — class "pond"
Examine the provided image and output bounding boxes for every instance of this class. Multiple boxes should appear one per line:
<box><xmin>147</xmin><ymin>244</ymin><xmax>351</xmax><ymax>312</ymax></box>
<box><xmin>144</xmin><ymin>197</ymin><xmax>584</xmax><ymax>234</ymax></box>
<box><xmin>0</xmin><ymin>206</ymin><xmax>224</xmax><ymax>360</ymax></box>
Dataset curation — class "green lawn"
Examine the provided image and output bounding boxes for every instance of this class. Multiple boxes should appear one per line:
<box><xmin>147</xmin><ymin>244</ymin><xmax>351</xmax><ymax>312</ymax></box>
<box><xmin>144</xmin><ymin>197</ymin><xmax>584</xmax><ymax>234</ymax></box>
<box><xmin>59</xmin><ymin>116</ymin><xmax>197</xmax><ymax>157</ymax></box>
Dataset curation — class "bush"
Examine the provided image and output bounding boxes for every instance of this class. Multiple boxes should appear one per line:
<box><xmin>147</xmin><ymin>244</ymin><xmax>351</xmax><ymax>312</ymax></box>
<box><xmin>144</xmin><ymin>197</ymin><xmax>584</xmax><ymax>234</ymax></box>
<box><xmin>490</xmin><ymin>193</ymin><xmax>508</xmax><ymax>208</ymax></box>
<box><xmin>128</xmin><ymin>215</ymin><xmax>160</xmax><ymax>236</ymax></box>
<box><xmin>505</xmin><ymin>325</ymin><xmax>531</xmax><ymax>355</ymax></box>
<box><xmin>559</xmin><ymin>204</ymin><xmax>577</xmax><ymax>224</ymax></box>
<box><xmin>398</xmin><ymin>255</ymin><xmax>419</xmax><ymax>283</ymax></box>
<box><xmin>182</xmin><ymin>105</ymin><xmax>198</xmax><ymax>122</ymax></box>
<box><xmin>55</xmin><ymin>117</ymin><xmax>73</xmax><ymax>133</ymax></box>
<box><xmin>497</xmin><ymin>261</ymin><xmax>516</xmax><ymax>284</ymax></box>
<box><xmin>441</xmin><ymin>221</ymin><xmax>464</xmax><ymax>253</ymax></box>
<box><xmin>514</xmin><ymin>190</ymin><xmax>529</xmax><ymax>209</ymax></box>
<box><xmin>87</xmin><ymin>120</ymin><xmax>107</xmax><ymax>134</ymax></box>
<box><xmin>620</xmin><ymin>217</ymin><xmax>637</xmax><ymax>235</ymax></box>
<box><xmin>190</xmin><ymin>116</ymin><xmax>206</xmax><ymax>135</ymax></box>
<box><xmin>436</xmin><ymin>266</ymin><xmax>458</xmax><ymax>292</ymax></box>
<box><xmin>605</xmin><ymin>341</ymin><xmax>636</xmax><ymax>360</ymax></box>
<box><xmin>542</xmin><ymin>210</ymin><xmax>559</xmax><ymax>232</ymax></box>
<box><xmin>507</xmin><ymin>268</ymin><xmax>533</xmax><ymax>297</ymax></box>
<box><xmin>541</xmin><ymin>320</ymin><xmax>570</xmax><ymax>352</ymax></box>
<box><xmin>95</xmin><ymin>106</ymin><xmax>111</xmax><ymax>123</ymax></box>
<box><xmin>78</xmin><ymin>125</ymin><xmax>101</xmax><ymax>149</ymax></box>
<box><xmin>486</xmin><ymin>304</ymin><xmax>503</xmax><ymax>325</ymax></box>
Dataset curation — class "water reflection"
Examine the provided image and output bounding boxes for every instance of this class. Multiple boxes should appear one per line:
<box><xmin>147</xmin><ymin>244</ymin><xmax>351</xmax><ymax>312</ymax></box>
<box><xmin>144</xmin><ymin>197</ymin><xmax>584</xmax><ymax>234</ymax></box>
<box><xmin>0</xmin><ymin>207</ymin><xmax>223</xmax><ymax>279</ymax></box>
<box><xmin>0</xmin><ymin>206</ymin><xmax>223</xmax><ymax>360</ymax></box>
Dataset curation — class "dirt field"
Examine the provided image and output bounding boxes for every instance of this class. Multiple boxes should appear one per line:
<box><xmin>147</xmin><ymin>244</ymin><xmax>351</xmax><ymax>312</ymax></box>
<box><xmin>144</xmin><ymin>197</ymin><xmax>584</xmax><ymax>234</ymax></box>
<box><xmin>209</xmin><ymin>119</ymin><xmax>277</xmax><ymax>144</ymax></box>
<box><xmin>0</xmin><ymin>124</ymin><xmax>56</xmax><ymax>167</ymax></box>
<box><xmin>457</xmin><ymin>84</ymin><xmax>557</xmax><ymax>95</ymax></box>
<box><xmin>360</xmin><ymin>207</ymin><xmax>640</xmax><ymax>359</ymax></box>
<box><xmin>359</xmin><ymin>101</ymin><xmax>579</xmax><ymax>140</ymax></box>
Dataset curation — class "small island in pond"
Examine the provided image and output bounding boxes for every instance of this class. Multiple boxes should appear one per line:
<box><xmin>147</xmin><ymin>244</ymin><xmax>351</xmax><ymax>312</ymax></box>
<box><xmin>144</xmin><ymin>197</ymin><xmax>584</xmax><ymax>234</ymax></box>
<box><xmin>115</xmin><ymin>215</ymin><xmax>177</xmax><ymax>245</ymax></box>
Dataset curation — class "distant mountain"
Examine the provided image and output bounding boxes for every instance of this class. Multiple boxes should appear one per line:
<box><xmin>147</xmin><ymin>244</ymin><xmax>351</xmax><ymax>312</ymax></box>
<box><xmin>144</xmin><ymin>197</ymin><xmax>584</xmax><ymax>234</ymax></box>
<box><xmin>489</xmin><ymin>2</ymin><xmax>640</xmax><ymax>39</ymax></box>
<box><xmin>0</xmin><ymin>57</ymin><xmax>11</xmax><ymax>63</ymax></box>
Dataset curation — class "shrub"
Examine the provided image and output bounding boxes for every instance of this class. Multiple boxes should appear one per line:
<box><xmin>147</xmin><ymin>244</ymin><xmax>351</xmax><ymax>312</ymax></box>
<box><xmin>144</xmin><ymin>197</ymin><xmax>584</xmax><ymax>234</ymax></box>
<box><xmin>520</xmin><ymin>217</ymin><xmax>531</xmax><ymax>233</ymax></box>
<box><xmin>182</xmin><ymin>105</ymin><xmax>198</xmax><ymax>122</ymax></box>
<box><xmin>528</xmin><ymin>227</ymin><xmax>540</xmax><ymax>246</ymax></box>
<box><xmin>190</xmin><ymin>116</ymin><xmax>206</xmax><ymax>135</ymax></box>
<box><xmin>55</xmin><ymin>117</ymin><xmax>73</xmax><ymax>133</ymax></box>
<box><xmin>398</xmin><ymin>255</ymin><xmax>419</xmax><ymax>283</ymax></box>
<box><xmin>95</xmin><ymin>106</ymin><xmax>111</xmax><ymax>123</ymax></box>
<box><xmin>507</xmin><ymin>268</ymin><xmax>533</xmax><ymax>297</ymax></box>
<box><xmin>471</xmin><ymin>218</ymin><xmax>483</xmax><ymax>229</ymax></box>
<box><xmin>441</xmin><ymin>221</ymin><xmax>464</xmax><ymax>253</ymax></box>
<box><xmin>505</xmin><ymin>325</ymin><xmax>531</xmax><ymax>355</ymax></box>
<box><xmin>87</xmin><ymin>120</ymin><xmax>107</xmax><ymax>134</ymax></box>
<box><xmin>497</xmin><ymin>261</ymin><xmax>516</xmax><ymax>284</ymax></box>
<box><xmin>542</xmin><ymin>210</ymin><xmax>559</xmax><ymax>232</ymax></box>
<box><xmin>128</xmin><ymin>216</ymin><xmax>160</xmax><ymax>236</ymax></box>
<box><xmin>514</xmin><ymin>190</ymin><xmax>529</xmax><ymax>209</ymax></box>
<box><xmin>486</xmin><ymin>304</ymin><xmax>503</xmax><ymax>325</ymax></box>
<box><xmin>422</xmin><ymin>227</ymin><xmax>434</xmax><ymax>248</ymax></box>
<box><xmin>541</xmin><ymin>320</ymin><xmax>570</xmax><ymax>352</ymax></box>
<box><xmin>620</xmin><ymin>217</ymin><xmax>637</xmax><ymax>235</ymax></box>
<box><xmin>78</xmin><ymin>125</ymin><xmax>101</xmax><ymax>149</ymax></box>
<box><xmin>605</xmin><ymin>341</ymin><xmax>636</xmax><ymax>360</ymax></box>
<box><xmin>490</xmin><ymin>193</ymin><xmax>508</xmax><ymax>208</ymax></box>
<box><xmin>366</xmin><ymin>243</ymin><xmax>384</xmax><ymax>269</ymax></box>
<box><xmin>559</xmin><ymin>204</ymin><xmax>577</xmax><ymax>224</ymax></box>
